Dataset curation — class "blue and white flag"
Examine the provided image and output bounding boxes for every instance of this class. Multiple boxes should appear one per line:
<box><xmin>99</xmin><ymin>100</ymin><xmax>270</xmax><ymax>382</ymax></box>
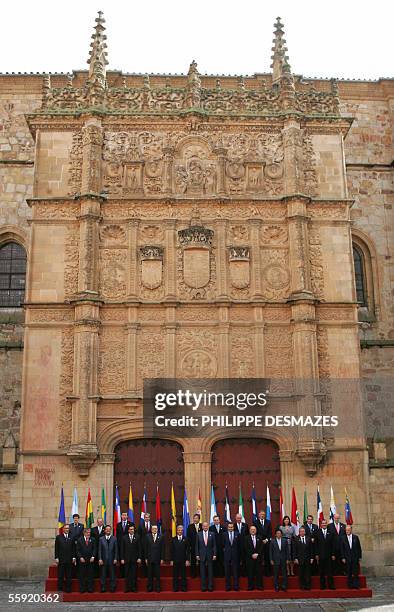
<box><xmin>209</xmin><ymin>485</ymin><xmax>217</xmax><ymax>526</ymax></box>
<box><xmin>329</xmin><ymin>485</ymin><xmax>336</xmax><ymax>522</ymax></box>
<box><xmin>183</xmin><ymin>488</ymin><xmax>190</xmax><ymax>533</ymax></box>
<box><xmin>70</xmin><ymin>486</ymin><xmax>78</xmax><ymax>522</ymax></box>
<box><xmin>251</xmin><ymin>483</ymin><xmax>258</xmax><ymax>523</ymax></box>
<box><xmin>265</xmin><ymin>484</ymin><xmax>271</xmax><ymax>521</ymax></box>
<box><xmin>224</xmin><ymin>485</ymin><xmax>231</xmax><ymax>523</ymax></box>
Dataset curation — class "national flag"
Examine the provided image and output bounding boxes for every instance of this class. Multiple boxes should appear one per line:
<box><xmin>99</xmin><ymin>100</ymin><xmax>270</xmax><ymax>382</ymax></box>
<box><xmin>238</xmin><ymin>483</ymin><xmax>245</xmax><ymax>523</ymax></box>
<box><xmin>101</xmin><ymin>487</ymin><xmax>107</xmax><ymax>524</ymax></box>
<box><xmin>114</xmin><ymin>485</ymin><xmax>121</xmax><ymax>530</ymax></box>
<box><xmin>251</xmin><ymin>483</ymin><xmax>258</xmax><ymax>524</ymax></box>
<box><xmin>291</xmin><ymin>487</ymin><xmax>300</xmax><ymax>534</ymax></box>
<box><xmin>265</xmin><ymin>484</ymin><xmax>271</xmax><ymax>521</ymax></box>
<box><xmin>209</xmin><ymin>485</ymin><xmax>217</xmax><ymax>526</ymax></box>
<box><xmin>303</xmin><ymin>488</ymin><xmax>308</xmax><ymax>524</ymax></box>
<box><xmin>155</xmin><ymin>484</ymin><xmax>162</xmax><ymax>534</ymax></box>
<box><xmin>317</xmin><ymin>485</ymin><xmax>324</xmax><ymax>527</ymax></box>
<box><xmin>345</xmin><ymin>488</ymin><xmax>353</xmax><ymax>525</ymax></box>
<box><xmin>183</xmin><ymin>488</ymin><xmax>190</xmax><ymax>533</ymax></box>
<box><xmin>85</xmin><ymin>488</ymin><xmax>94</xmax><ymax>528</ymax></box>
<box><xmin>58</xmin><ymin>485</ymin><xmax>66</xmax><ymax>534</ymax></box>
<box><xmin>279</xmin><ymin>487</ymin><xmax>285</xmax><ymax>524</ymax></box>
<box><xmin>140</xmin><ymin>485</ymin><xmax>147</xmax><ymax>526</ymax></box>
<box><xmin>128</xmin><ymin>484</ymin><xmax>134</xmax><ymax>523</ymax></box>
<box><xmin>70</xmin><ymin>486</ymin><xmax>78</xmax><ymax>523</ymax></box>
<box><xmin>171</xmin><ymin>483</ymin><xmax>177</xmax><ymax>537</ymax></box>
<box><xmin>197</xmin><ymin>487</ymin><xmax>202</xmax><ymax>520</ymax></box>
<box><xmin>224</xmin><ymin>484</ymin><xmax>231</xmax><ymax>523</ymax></box>
<box><xmin>329</xmin><ymin>485</ymin><xmax>337</xmax><ymax>522</ymax></box>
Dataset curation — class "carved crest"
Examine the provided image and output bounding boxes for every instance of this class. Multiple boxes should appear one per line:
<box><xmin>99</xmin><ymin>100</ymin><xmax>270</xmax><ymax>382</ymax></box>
<box><xmin>140</xmin><ymin>246</ymin><xmax>163</xmax><ymax>290</ymax></box>
<box><xmin>229</xmin><ymin>246</ymin><xmax>250</xmax><ymax>289</ymax></box>
<box><xmin>178</xmin><ymin>216</ymin><xmax>214</xmax><ymax>290</ymax></box>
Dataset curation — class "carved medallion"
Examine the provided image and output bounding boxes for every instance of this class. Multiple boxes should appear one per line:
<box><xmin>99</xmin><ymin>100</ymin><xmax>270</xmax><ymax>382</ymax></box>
<box><xmin>180</xmin><ymin>350</ymin><xmax>217</xmax><ymax>377</ymax></box>
<box><xmin>140</xmin><ymin>246</ymin><xmax>163</xmax><ymax>290</ymax></box>
<box><xmin>263</xmin><ymin>263</ymin><xmax>290</xmax><ymax>290</ymax></box>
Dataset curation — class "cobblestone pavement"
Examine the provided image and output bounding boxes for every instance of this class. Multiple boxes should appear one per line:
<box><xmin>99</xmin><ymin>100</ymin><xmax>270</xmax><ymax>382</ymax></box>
<box><xmin>0</xmin><ymin>578</ymin><xmax>392</xmax><ymax>612</ymax></box>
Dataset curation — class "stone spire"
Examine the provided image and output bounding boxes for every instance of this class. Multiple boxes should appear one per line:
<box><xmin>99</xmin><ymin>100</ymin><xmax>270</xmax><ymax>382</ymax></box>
<box><xmin>271</xmin><ymin>17</ymin><xmax>290</xmax><ymax>84</ymax></box>
<box><xmin>86</xmin><ymin>11</ymin><xmax>108</xmax><ymax>104</ymax></box>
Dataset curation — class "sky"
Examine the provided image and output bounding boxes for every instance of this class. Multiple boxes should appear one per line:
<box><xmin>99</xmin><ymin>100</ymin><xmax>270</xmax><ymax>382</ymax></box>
<box><xmin>0</xmin><ymin>0</ymin><xmax>393</xmax><ymax>79</ymax></box>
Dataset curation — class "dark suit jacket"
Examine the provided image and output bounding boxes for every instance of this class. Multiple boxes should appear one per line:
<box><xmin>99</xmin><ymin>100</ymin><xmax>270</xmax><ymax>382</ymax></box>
<box><xmin>171</xmin><ymin>536</ymin><xmax>190</xmax><ymax>563</ymax></box>
<box><xmin>209</xmin><ymin>523</ymin><xmax>226</xmax><ymax>555</ymax></box>
<box><xmin>293</xmin><ymin>535</ymin><xmax>314</xmax><ymax>562</ymax></box>
<box><xmin>315</xmin><ymin>529</ymin><xmax>335</xmax><ymax>560</ymax></box>
<box><xmin>186</xmin><ymin>522</ymin><xmax>202</xmax><ymax>551</ymax></box>
<box><xmin>76</xmin><ymin>536</ymin><xmax>97</xmax><ymax>561</ymax></box>
<box><xmin>99</xmin><ymin>535</ymin><xmax>118</xmax><ymax>564</ymax></box>
<box><xmin>144</xmin><ymin>534</ymin><xmax>164</xmax><ymax>563</ymax></box>
<box><xmin>253</xmin><ymin>519</ymin><xmax>272</xmax><ymax>541</ymax></box>
<box><xmin>328</xmin><ymin>522</ymin><xmax>346</xmax><ymax>554</ymax></box>
<box><xmin>340</xmin><ymin>534</ymin><xmax>362</xmax><ymax>563</ymax></box>
<box><xmin>116</xmin><ymin>521</ymin><xmax>133</xmax><ymax>547</ymax></box>
<box><xmin>270</xmin><ymin>537</ymin><xmax>290</xmax><ymax>564</ymax></box>
<box><xmin>222</xmin><ymin>531</ymin><xmax>240</xmax><ymax>563</ymax></box>
<box><xmin>303</xmin><ymin>522</ymin><xmax>319</xmax><ymax>540</ymax></box>
<box><xmin>138</xmin><ymin>521</ymin><xmax>152</xmax><ymax>540</ymax></box>
<box><xmin>55</xmin><ymin>534</ymin><xmax>75</xmax><ymax>563</ymax></box>
<box><xmin>69</xmin><ymin>522</ymin><xmax>84</xmax><ymax>543</ymax></box>
<box><xmin>234</xmin><ymin>521</ymin><xmax>249</xmax><ymax>538</ymax></box>
<box><xmin>121</xmin><ymin>533</ymin><xmax>141</xmax><ymax>562</ymax></box>
<box><xmin>244</xmin><ymin>534</ymin><xmax>263</xmax><ymax>561</ymax></box>
<box><xmin>91</xmin><ymin>525</ymin><xmax>106</xmax><ymax>542</ymax></box>
<box><xmin>196</xmin><ymin>530</ymin><xmax>217</xmax><ymax>561</ymax></box>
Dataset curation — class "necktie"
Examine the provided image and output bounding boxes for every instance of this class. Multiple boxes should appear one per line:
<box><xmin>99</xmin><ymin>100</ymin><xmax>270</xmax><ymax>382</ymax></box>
<box><xmin>278</xmin><ymin>539</ymin><xmax>281</xmax><ymax>550</ymax></box>
<box><xmin>145</xmin><ymin>522</ymin><xmax>148</xmax><ymax>530</ymax></box>
<box><xmin>252</xmin><ymin>536</ymin><xmax>256</xmax><ymax>548</ymax></box>
<box><xmin>216</xmin><ymin>525</ymin><xmax>220</xmax><ymax>532</ymax></box>
<box><xmin>86</xmin><ymin>538</ymin><xmax>88</xmax><ymax>545</ymax></box>
<box><xmin>65</xmin><ymin>535</ymin><xmax>68</xmax><ymax>540</ymax></box>
<box><xmin>107</xmin><ymin>537</ymin><xmax>110</xmax><ymax>542</ymax></box>
<box><xmin>238</xmin><ymin>524</ymin><xmax>241</xmax><ymax>532</ymax></box>
<box><xmin>230</xmin><ymin>533</ymin><xmax>233</xmax><ymax>545</ymax></box>
<box><xmin>204</xmin><ymin>532</ymin><xmax>208</xmax><ymax>545</ymax></box>
<box><xmin>178</xmin><ymin>536</ymin><xmax>182</xmax><ymax>541</ymax></box>
<box><xmin>336</xmin><ymin>524</ymin><xmax>340</xmax><ymax>534</ymax></box>
<box><xmin>302</xmin><ymin>537</ymin><xmax>305</xmax><ymax>544</ymax></box>
<box><xmin>196</xmin><ymin>524</ymin><xmax>199</xmax><ymax>532</ymax></box>
<box><xmin>130</xmin><ymin>535</ymin><xmax>133</xmax><ymax>543</ymax></box>
<box><xmin>348</xmin><ymin>536</ymin><xmax>352</xmax><ymax>549</ymax></box>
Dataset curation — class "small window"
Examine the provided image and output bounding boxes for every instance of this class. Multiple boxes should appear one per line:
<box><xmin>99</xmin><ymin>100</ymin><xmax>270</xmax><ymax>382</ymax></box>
<box><xmin>353</xmin><ymin>244</ymin><xmax>367</xmax><ymax>307</ymax></box>
<box><xmin>0</xmin><ymin>242</ymin><xmax>27</xmax><ymax>307</ymax></box>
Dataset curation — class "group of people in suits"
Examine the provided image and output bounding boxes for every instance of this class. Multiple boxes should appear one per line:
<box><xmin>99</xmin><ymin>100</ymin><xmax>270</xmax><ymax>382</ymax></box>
<box><xmin>55</xmin><ymin>510</ymin><xmax>362</xmax><ymax>594</ymax></box>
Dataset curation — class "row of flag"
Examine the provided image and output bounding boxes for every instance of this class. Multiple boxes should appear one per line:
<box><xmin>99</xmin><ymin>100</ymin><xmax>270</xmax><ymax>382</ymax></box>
<box><xmin>58</xmin><ymin>483</ymin><xmax>354</xmax><ymax>535</ymax></box>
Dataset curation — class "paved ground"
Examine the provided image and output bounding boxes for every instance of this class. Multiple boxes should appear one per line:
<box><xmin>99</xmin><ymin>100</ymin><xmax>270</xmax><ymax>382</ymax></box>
<box><xmin>0</xmin><ymin>578</ymin><xmax>392</xmax><ymax>612</ymax></box>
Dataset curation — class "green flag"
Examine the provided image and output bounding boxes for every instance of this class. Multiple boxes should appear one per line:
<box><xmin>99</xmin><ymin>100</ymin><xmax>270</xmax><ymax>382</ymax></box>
<box><xmin>303</xmin><ymin>488</ymin><xmax>308</xmax><ymax>524</ymax></box>
<box><xmin>101</xmin><ymin>487</ymin><xmax>107</xmax><ymax>524</ymax></box>
<box><xmin>238</xmin><ymin>483</ymin><xmax>245</xmax><ymax>523</ymax></box>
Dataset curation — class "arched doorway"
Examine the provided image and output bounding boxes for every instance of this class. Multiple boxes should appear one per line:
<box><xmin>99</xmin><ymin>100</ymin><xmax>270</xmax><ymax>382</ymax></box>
<box><xmin>114</xmin><ymin>439</ymin><xmax>184</xmax><ymax>540</ymax></box>
<box><xmin>211</xmin><ymin>437</ymin><xmax>280</xmax><ymax>528</ymax></box>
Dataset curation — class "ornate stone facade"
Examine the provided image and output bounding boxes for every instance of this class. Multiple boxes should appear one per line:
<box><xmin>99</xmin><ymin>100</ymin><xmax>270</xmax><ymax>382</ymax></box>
<box><xmin>0</xmin><ymin>13</ymin><xmax>393</xmax><ymax>577</ymax></box>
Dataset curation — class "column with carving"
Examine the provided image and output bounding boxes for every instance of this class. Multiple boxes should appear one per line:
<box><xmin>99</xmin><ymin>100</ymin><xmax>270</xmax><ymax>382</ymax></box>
<box><xmin>127</xmin><ymin>219</ymin><xmax>139</xmax><ymax>299</ymax></box>
<box><xmin>214</xmin><ymin>139</ymin><xmax>227</xmax><ymax>197</ymax></box>
<box><xmin>287</xmin><ymin>196</ymin><xmax>313</xmax><ymax>300</ymax></box>
<box><xmin>218</xmin><ymin>306</ymin><xmax>230</xmax><ymax>377</ymax></box>
<box><xmin>250</xmin><ymin>219</ymin><xmax>263</xmax><ymax>298</ymax></box>
<box><xmin>125</xmin><ymin>310</ymin><xmax>139</xmax><ymax>396</ymax></box>
<box><xmin>253</xmin><ymin>306</ymin><xmax>265</xmax><ymax>378</ymax></box>
<box><xmin>165</xmin><ymin>306</ymin><xmax>177</xmax><ymax>378</ymax></box>
<box><xmin>216</xmin><ymin>220</ymin><xmax>229</xmax><ymax>298</ymax></box>
<box><xmin>183</xmin><ymin>449</ymin><xmax>212</xmax><ymax>523</ymax></box>
<box><xmin>164</xmin><ymin>220</ymin><xmax>177</xmax><ymax>300</ymax></box>
<box><xmin>163</xmin><ymin>141</ymin><xmax>174</xmax><ymax>195</ymax></box>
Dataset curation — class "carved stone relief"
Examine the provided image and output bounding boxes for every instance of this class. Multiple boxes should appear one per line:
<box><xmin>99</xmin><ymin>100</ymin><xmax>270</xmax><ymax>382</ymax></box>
<box><xmin>140</xmin><ymin>246</ymin><xmax>164</xmax><ymax>291</ymax></box>
<box><xmin>99</xmin><ymin>327</ymin><xmax>126</xmax><ymax>394</ymax></box>
<box><xmin>309</xmin><ymin>228</ymin><xmax>324</xmax><ymax>299</ymax></box>
<box><xmin>261</xmin><ymin>249</ymin><xmax>290</xmax><ymax>300</ymax></box>
<box><xmin>137</xmin><ymin>330</ymin><xmax>165</xmax><ymax>387</ymax></box>
<box><xmin>177</xmin><ymin>330</ymin><xmax>218</xmax><ymax>377</ymax></box>
<box><xmin>99</xmin><ymin>248</ymin><xmax>127</xmax><ymax>300</ymax></box>
<box><xmin>58</xmin><ymin>328</ymin><xmax>74</xmax><ymax>449</ymax></box>
<box><xmin>230</xmin><ymin>329</ymin><xmax>255</xmax><ymax>376</ymax></box>
<box><xmin>64</xmin><ymin>224</ymin><xmax>79</xmax><ymax>298</ymax></box>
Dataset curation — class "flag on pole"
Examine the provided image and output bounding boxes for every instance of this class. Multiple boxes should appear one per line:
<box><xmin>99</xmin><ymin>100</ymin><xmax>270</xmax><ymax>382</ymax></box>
<box><xmin>329</xmin><ymin>485</ymin><xmax>337</xmax><ymax>522</ymax></box>
<box><xmin>101</xmin><ymin>487</ymin><xmax>107</xmax><ymax>524</ymax></box>
<box><xmin>183</xmin><ymin>488</ymin><xmax>190</xmax><ymax>533</ymax></box>
<box><xmin>345</xmin><ymin>488</ymin><xmax>353</xmax><ymax>525</ymax></box>
<box><xmin>70</xmin><ymin>486</ymin><xmax>78</xmax><ymax>523</ymax></box>
<box><xmin>140</xmin><ymin>485</ymin><xmax>147</xmax><ymax>526</ymax></box>
<box><xmin>224</xmin><ymin>484</ymin><xmax>231</xmax><ymax>523</ymax></box>
<box><xmin>114</xmin><ymin>485</ymin><xmax>121</xmax><ymax>530</ymax></box>
<box><xmin>128</xmin><ymin>484</ymin><xmax>134</xmax><ymax>523</ymax></box>
<box><xmin>171</xmin><ymin>483</ymin><xmax>177</xmax><ymax>537</ymax></box>
<box><xmin>303</xmin><ymin>488</ymin><xmax>309</xmax><ymax>524</ymax></box>
<box><xmin>209</xmin><ymin>485</ymin><xmax>217</xmax><ymax>526</ymax></box>
<box><xmin>85</xmin><ymin>488</ymin><xmax>94</xmax><ymax>528</ymax></box>
<box><xmin>266</xmin><ymin>484</ymin><xmax>272</xmax><ymax>521</ymax></box>
<box><xmin>155</xmin><ymin>484</ymin><xmax>162</xmax><ymax>534</ymax></box>
<box><xmin>238</xmin><ymin>483</ymin><xmax>245</xmax><ymax>523</ymax></box>
<box><xmin>317</xmin><ymin>485</ymin><xmax>324</xmax><ymax>527</ymax></box>
<box><xmin>197</xmin><ymin>487</ymin><xmax>202</xmax><ymax>520</ymax></box>
<box><xmin>279</xmin><ymin>487</ymin><xmax>285</xmax><ymax>524</ymax></box>
<box><xmin>291</xmin><ymin>487</ymin><xmax>300</xmax><ymax>534</ymax></box>
<box><xmin>251</xmin><ymin>483</ymin><xmax>258</xmax><ymax>524</ymax></box>
<box><xmin>58</xmin><ymin>485</ymin><xmax>66</xmax><ymax>534</ymax></box>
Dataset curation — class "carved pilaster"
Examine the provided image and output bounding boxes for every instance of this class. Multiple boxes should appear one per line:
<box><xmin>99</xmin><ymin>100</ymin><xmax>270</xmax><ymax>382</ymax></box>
<box><xmin>127</xmin><ymin>219</ymin><xmax>139</xmax><ymax>299</ymax></box>
<box><xmin>214</xmin><ymin>141</ymin><xmax>227</xmax><ymax>196</ymax></box>
<box><xmin>216</xmin><ymin>220</ymin><xmax>228</xmax><ymax>299</ymax></box>
<box><xmin>163</xmin><ymin>143</ymin><xmax>174</xmax><ymax>194</ymax></box>
<box><xmin>254</xmin><ymin>306</ymin><xmax>265</xmax><ymax>377</ymax></box>
<box><xmin>250</xmin><ymin>219</ymin><xmax>263</xmax><ymax>298</ymax></box>
<box><xmin>81</xmin><ymin>119</ymin><xmax>103</xmax><ymax>194</ymax></box>
<box><xmin>99</xmin><ymin>452</ymin><xmax>115</xmax><ymax>526</ymax></box>
<box><xmin>125</xmin><ymin>316</ymin><xmax>139</xmax><ymax>395</ymax></box>
<box><xmin>218</xmin><ymin>306</ymin><xmax>230</xmax><ymax>377</ymax></box>
<box><xmin>77</xmin><ymin>198</ymin><xmax>102</xmax><ymax>296</ymax></box>
<box><xmin>282</xmin><ymin>119</ymin><xmax>303</xmax><ymax>194</ymax></box>
<box><xmin>287</xmin><ymin>197</ymin><xmax>313</xmax><ymax>299</ymax></box>
<box><xmin>164</xmin><ymin>220</ymin><xmax>177</xmax><ymax>300</ymax></box>
<box><xmin>165</xmin><ymin>306</ymin><xmax>177</xmax><ymax>377</ymax></box>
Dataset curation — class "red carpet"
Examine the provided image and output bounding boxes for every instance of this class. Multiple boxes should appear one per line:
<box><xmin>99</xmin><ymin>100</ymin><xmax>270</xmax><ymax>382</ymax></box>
<box><xmin>46</xmin><ymin>564</ymin><xmax>372</xmax><ymax>601</ymax></box>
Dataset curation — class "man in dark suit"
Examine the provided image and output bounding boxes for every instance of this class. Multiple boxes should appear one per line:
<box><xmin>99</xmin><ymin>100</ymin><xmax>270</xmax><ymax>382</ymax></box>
<box><xmin>253</xmin><ymin>510</ymin><xmax>272</xmax><ymax>576</ymax></box>
<box><xmin>54</xmin><ymin>524</ymin><xmax>76</xmax><ymax>593</ymax></box>
<box><xmin>91</xmin><ymin>518</ymin><xmax>106</xmax><ymax>577</ymax></box>
<box><xmin>340</xmin><ymin>526</ymin><xmax>362</xmax><ymax>589</ymax></box>
<box><xmin>293</xmin><ymin>526</ymin><xmax>314</xmax><ymax>590</ymax></box>
<box><xmin>234</xmin><ymin>513</ymin><xmax>248</xmax><ymax>576</ymax></box>
<box><xmin>98</xmin><ymin>525</ymin><xmax>118</xmax><ymax>592</ymax></box>
<box><xmin>171</xmin><ymin>525</ymin><xmax>190</xmax><ymax>592</ymax></box>
<box><xmin>76</xmin><ymin>527</ymin><xmax>97</xmax><ymax>593</ymax></box>
<box><xmin>328</xmin><ymin>514</ymin><xmax>346</xmax><ymax>575</ymax></box>
<box><xmin>315</xmin><ymin>519</ymin><xmax>335</xmax><ymax>589</ymax></box>
<box><xmin>209</xmin><ymin>515</ymin><xmax>226</xmax><ymax>577</ymax></box>
<box><xmin>303</xmin><ymin>514</ymin><xmax>319</xmax><ymax>575</ymax></box>
<box><xmin>186</xmin><ymin>513</ymin><xmax>202</xmax><ymax>578</ymax></box>
<box><xmin>144</xmin><ymin>524</ymin><xmax>164</xmax><ymax>592</ymax></box>
<box><xmin>222</xmin><ymin>522</ymin><xmax>240</xmax><ymax>591</ymax></box>
<box><xmin>121</xmin><ymin>524</ymin><xmax>141</xmax><ymax>592</ymax></box>
<box><xmin>138</xmin><ymin>512</ymin><xmax>152</xmax><ymax>576</ymax></box>
<box><xmin>244</xmin><ymin>525</ymin><xmax>263</xmax><ymax>590</ymax></box>
<box><xmin>69</xmin><ymin>514</ymin><xmax>84</xmax><ymax>546</ymax></box>
<box><xmin>116</xmin><ymin>512</ymin><xmax>133</xmax><ymax>577</ymax></box>
<box><xmin>270</xmin><ymin>528</ymin><xmax>289</xmax><ymax>592</ymax></box>
<box><xmin>196</xmin><ymin>522</ymin><xmax>217</xmax><ymax>592</ymax></box>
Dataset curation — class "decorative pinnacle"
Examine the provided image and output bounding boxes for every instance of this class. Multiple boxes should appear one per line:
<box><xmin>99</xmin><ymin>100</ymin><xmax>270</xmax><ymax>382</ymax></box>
<box><xmin>87</xmin><ymin>11</ymin><xmax>108</xmax><ymax>88</ymax></box>
<box><xmin>271</xmin><ymin>16</ymin><xmax>291</xmax><ymax>83</ymax></box>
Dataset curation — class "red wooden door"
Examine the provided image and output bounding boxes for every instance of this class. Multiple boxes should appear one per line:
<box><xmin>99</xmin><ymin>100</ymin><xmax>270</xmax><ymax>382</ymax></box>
<box><xmin>114</xmin><ymin>439</ymin><xmax>184</xmax><ymax>549</ymax></box>
<box><xmin>211</xmin><ymin>437</ymin><xmax>280</xmax><ymax>529</ymax></box>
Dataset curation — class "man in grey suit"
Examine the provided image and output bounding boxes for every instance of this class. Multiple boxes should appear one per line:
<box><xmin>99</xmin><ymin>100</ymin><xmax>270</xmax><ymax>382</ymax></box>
<box><xmin>196</xmin><ymin>522</ymin><xmax>217</xmax><ymax>592</ymax></box>
<box><xmin>270</xmin><ymin>528</ymin><xmax>289</xmax><ymax>592</ymax></box>
<box><xmin>99</xmin><ymin>525</ymin><xmax>118</xmax><ymax>592</ymax></box>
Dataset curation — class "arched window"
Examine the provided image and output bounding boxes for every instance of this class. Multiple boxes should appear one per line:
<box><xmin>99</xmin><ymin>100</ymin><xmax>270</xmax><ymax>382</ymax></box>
<box><xmin>352</xmin><ymin>244</ymin><xmax>367</xmax><ymax>306</ymax></box>
<box><xmin>0</xmin><ymin>242</ymin><xmax>27</xmax><ymax>307</ymax></box>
